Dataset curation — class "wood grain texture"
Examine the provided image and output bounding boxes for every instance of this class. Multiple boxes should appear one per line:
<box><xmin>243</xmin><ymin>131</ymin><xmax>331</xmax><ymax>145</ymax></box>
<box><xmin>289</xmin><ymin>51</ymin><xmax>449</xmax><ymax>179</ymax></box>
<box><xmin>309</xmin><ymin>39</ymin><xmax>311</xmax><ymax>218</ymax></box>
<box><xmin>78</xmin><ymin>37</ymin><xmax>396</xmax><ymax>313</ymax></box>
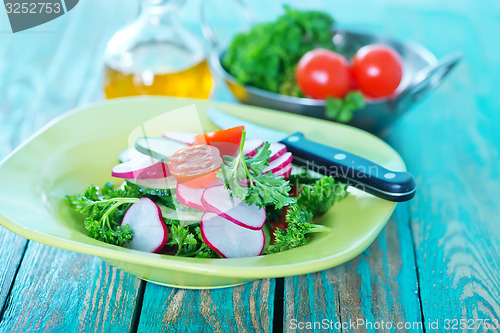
<box><xmin>0</xmin><ymin>226</ymin><xmax>27</xmax><ymax>316</ymax></box>
<box><xmin>137</xmin><ymin>279</ymin><xmax>275</xmax><ymax>333</ymax></box>
<box><xmin>0</xmin><ymin>1</ymin><xmax>141</xmax><ymax>331</ymax></box>
<box><xmin>0</xmin><ymin>0</ymin><xmax>499</xmax><ymax>331</ymax></box>
<box><xmin>386</xmin><ymin>1</ymin><xmax>500</xmax><ymax>330</ymax></box>
<box><xmin>0</xmin><ymin>242</ymin><xmax>142</xmax><ymax>333</ymax></box>
<box><xmin>283</xmin><ymin>205</ymin><xmax>423</xmax><ymax>332</ymax></box>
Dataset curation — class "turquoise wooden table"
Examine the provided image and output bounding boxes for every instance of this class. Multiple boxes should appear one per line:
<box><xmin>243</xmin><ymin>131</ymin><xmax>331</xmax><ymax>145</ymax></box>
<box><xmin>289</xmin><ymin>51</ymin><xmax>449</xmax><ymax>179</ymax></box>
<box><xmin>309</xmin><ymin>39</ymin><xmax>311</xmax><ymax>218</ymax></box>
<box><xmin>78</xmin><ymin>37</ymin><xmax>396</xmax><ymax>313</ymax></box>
<box><xmin>0</xmin><ymin>0</ymin><xmax>499</xmax><ymax>332</ymax></box>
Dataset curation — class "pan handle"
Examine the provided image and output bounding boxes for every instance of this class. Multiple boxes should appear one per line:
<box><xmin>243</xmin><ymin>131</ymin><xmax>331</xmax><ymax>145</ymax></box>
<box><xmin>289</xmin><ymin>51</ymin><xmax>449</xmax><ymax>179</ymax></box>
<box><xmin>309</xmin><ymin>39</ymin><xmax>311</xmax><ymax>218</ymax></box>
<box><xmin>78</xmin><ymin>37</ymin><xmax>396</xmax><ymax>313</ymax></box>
<box><xmin>393</xmin><ymin>52</ymin><xmax>461</xmax><ymax>113</ymax></box>
<box><xmin>200</xmin><ymin>0</ymin><xmax>255</xmax><ymax>51</ymax></box>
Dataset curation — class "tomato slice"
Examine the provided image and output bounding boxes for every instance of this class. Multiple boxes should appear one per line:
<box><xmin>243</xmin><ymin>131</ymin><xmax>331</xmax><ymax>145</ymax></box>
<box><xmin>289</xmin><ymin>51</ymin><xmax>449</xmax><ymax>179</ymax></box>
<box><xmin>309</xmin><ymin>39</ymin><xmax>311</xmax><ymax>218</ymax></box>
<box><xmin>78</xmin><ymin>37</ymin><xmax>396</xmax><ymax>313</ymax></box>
<box><xmin>193</xmin><ymin>126</ymin><xmax>244</xmax><ymax>157</ymax></box>
<box><xmin>167</xmin><ymin>145</ymin><xmax>223</xmax><ymax>188</ymax></box>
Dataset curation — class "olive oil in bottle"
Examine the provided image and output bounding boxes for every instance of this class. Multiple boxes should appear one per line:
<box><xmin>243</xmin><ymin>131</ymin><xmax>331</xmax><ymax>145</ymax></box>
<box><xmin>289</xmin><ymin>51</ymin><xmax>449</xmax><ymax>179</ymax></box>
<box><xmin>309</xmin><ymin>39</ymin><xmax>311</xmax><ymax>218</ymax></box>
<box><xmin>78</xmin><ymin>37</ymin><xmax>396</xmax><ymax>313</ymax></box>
<box><xmin>103</xmin><ymin>0</ymin><xmax>213</xmax><ymax>99</ymax></box>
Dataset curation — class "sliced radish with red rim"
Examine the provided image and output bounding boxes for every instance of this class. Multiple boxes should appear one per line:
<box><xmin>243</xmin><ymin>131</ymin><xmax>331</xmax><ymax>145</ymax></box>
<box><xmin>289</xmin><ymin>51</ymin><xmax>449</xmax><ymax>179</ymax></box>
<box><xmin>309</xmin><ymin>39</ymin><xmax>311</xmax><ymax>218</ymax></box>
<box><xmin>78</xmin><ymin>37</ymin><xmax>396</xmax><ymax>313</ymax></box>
<box><xmin>263</xmin><ymin>152</ymin><xmax>292</xmax><ymax>174</ymax></box>
<box><xmin>269</xmin><ymin>143</ymin><xmax>287</xmax><ymax>162</ymax></box>
<box><xmin>121</xmin><ymin>198</ymin><xmax>169</xmax><ymax>253</ymax></box>
<box><xmin>243</xmin><ymin>138</ymin><xmax>264</xmax><ymax>156</ymax></box>
<box><xmin>201</xmin><ymin>213</ymin><xmax>265</xmax><ymax>258</ymax></box>
<box><xmin>201</xmin><ymin>185</ymin><xmax>266</xmax><ymax>230</ymax></box>
<box><xmin>112</xmin><ymin>156</ymin><xmax>170</xmax><ymax>179</ymax></box>
<box><xmin>274</xmin><ymin>162</ymin><xmax>293</xmax><ymax>180</ymax></box>
<box><xmin>176</xmin><ymin>183</ymin><xmax>206</xmax><ymax>211</ymax></box>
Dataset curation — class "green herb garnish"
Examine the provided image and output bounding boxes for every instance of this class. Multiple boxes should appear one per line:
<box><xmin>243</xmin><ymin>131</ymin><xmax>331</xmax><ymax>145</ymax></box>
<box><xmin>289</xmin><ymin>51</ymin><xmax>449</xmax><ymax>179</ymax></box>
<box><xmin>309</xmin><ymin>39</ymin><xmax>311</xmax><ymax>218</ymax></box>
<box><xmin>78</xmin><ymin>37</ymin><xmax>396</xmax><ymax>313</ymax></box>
<box><xmin>66</xmin><ymin>183</ymin><xmax>141</xmax><ymax>246</ymax></box>
<box><xmin>325</xmin><ymin>91</ymin><xmax>365</xmax><ymax>123</ymax></box>
<box><xmin>217</xmin><ymin>130</ymin><xmax>295</xmax><ymax>210</ymax></box>
<box><xmin>265</xmin><ymin>176</ymin><xmax>348</xmax><ymax>253</ymax></box>
<box><xmin>166</xmin><ymin>222</ymin><xmax>220</xmax><ymax>258</ymax></box>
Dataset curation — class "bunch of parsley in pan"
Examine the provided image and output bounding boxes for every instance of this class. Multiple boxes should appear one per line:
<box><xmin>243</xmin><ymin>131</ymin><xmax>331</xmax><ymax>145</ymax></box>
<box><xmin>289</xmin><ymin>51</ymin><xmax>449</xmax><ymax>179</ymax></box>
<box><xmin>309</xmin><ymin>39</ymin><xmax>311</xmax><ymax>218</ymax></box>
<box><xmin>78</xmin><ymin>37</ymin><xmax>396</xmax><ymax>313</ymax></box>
<box><xmin>222</xmin><ymin>6</ymin><xmax>364</xmax><ymax>123</ymax></box>
<box><xmin>222</xmin><ymin>6</ymin><xmax>335</xmax><ymax>95</ymax></box>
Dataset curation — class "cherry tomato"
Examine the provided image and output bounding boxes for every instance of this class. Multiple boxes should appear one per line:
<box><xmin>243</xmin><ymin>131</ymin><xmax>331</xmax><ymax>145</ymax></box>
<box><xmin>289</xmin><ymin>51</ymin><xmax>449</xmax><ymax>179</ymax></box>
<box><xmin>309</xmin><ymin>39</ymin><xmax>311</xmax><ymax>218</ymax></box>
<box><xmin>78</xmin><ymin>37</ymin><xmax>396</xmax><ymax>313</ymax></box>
<box><xmin>193</xmin><ymin>126</ymin><xmax>244</xmax><ymax>157</ymax></box>
<box><xmin>351</xmin><ymin>44</ymin><xmax>403</xmax><ymax>98</ymax></box>
<box><xmin>296</xmin><ymin>49</ymin><xmax>351</xmax><ymax>99</ymax></box>
<box><xmin>167</xmin><ymin>145</ymin><xmax>223</xmax><ymax>188</ymax></box>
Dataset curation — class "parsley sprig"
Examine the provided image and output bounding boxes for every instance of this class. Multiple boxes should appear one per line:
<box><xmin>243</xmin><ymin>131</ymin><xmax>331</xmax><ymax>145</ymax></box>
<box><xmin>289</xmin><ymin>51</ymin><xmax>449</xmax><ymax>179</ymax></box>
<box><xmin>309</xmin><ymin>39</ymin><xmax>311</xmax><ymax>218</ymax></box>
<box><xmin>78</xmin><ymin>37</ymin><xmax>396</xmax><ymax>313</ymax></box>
<box><xmin>67</xmin><ymin>183</ymin><xmax>140</xmax><ymax>246</ymax></box>
<box><xmin>266</xmin><ymin>205</ymin><xmax>329</xmax><ymax>253</ymax></box>
<box><xmin>217</xmin><ymin>130</ymin><xmax>295</xmax><ymax>209</ymax></box>
<box><xmin>166</xmin><ymin>222</ymin><xmax>219</xmax><ymax>258</ymax></box>
<box><xmin>325</xmin><ymin>91</ymin><xmax>365</xmax><ymax>123</ymax></box>
<box><xmin>266</xmin><ymin>176</ymin><xmax>348</xmax><ymax>253</ymax></box>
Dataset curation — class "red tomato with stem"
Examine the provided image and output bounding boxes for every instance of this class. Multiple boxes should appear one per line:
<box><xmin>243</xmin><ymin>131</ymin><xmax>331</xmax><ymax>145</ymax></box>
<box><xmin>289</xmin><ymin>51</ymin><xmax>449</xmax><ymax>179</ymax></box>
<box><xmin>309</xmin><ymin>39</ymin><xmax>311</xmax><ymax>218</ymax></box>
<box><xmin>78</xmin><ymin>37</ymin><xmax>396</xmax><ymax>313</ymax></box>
<box><xmin>193</xmin><ymin>126</ymin><xmax>244</xmax><ymax>157</ymax></box>
<box><xmin>167</xmin><ymin>145</ymin><xmax>223</xmax><ymax>188</ymax></box>
<box><xmin>351</xmin><ymin>44</ymin><xmax>403</xmax><ymax>98</ymax></box>
<box><xmin>296</xmin><ymin>49</ymin><xmax>351</xmax><ymax>99</ymax></box>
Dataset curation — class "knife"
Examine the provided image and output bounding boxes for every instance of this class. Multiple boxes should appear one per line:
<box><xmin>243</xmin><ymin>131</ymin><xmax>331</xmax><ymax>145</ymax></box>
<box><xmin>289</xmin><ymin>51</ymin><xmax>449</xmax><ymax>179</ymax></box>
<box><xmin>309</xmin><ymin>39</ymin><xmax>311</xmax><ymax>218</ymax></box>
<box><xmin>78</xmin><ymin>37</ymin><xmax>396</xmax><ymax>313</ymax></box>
<box><xmin>206</xmin><ymin>107</ymin><xmax>416</xmax><ymax>202</ymax></box>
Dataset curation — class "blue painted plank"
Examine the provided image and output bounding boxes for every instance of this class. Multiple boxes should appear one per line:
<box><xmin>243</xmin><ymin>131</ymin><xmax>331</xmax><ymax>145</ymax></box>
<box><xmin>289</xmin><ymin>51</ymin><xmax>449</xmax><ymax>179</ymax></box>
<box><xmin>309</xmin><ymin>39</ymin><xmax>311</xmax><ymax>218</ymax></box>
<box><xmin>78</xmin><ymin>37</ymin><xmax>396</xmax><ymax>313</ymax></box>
<box><xmin>0</xmin><ymin>227</ymin><xmax>26</xmax><ymax>316</ymax></box>
<box><xmin>0</xmin><ymin>1</ymin><xmax>144</xmax><ymax>331</ymax></box>
<box><xmin>0</xmin><ymin>243</ymin><xmax>142</xmax><ymax>333</ymax></box>
<box><xmin>284</xmin><ymin>205</ymin><xmax>423</xmax><ymax>333</ymax></box>
<box><xmin>387</xmin><ymin>0</ymin><xmax>500</xmax><ymax>329</ymax></box>
<box><xmin>137</xmin><ymin>279</ymin><xmax>275</xmax><ymax>333</ymax></box>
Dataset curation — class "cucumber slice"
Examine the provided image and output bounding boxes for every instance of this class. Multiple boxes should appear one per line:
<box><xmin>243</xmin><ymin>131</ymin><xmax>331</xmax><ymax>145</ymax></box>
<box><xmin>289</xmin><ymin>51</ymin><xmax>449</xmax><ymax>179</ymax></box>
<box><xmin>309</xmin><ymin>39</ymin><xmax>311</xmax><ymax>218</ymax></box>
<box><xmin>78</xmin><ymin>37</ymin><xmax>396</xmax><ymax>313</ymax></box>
<box><xmin>158</xmin><ymin>204</ymin><xmax>203</xmax><ymax>227</ymax></box>
<box><xmin>135</xmin><ymin>137</ymin><xmax>187</xmax><ymax>162</ymax></box>
<box><xmin>126</xmin><ymin>176</ymin><xmax>177</xmax><ymax>190</ymax></box>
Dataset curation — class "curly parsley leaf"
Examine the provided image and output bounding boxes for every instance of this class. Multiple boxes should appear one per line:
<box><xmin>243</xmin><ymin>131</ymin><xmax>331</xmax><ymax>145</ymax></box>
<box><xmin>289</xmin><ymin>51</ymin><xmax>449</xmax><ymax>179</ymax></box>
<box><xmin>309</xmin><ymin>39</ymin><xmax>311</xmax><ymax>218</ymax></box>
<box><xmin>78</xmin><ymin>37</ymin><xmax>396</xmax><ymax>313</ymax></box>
<box><xmin>217</xmin><ymin>131</ymin><xmax>295</xmax><ymax>209</ymax></box>
<box><xmin>67</xmin><ymin>183</ymin><xmax>140</xmax><ymax>246</ymax></box>
<box><xmin>265</xmin><ymin>205</ymin><xmax>329</xmax><ymax>253</ymax></box>
<box><xmin>325</xmin><ymin>91</ymin><xmax>365</xmax><ymax>123</ymax></box>
<box><xmin>296</xmin><ymin>177</ymin><xmax>348</xmax><ymax>215</ymax></box>
<box><xmin>167</xmin><ymin>221</ymin><xmax>220</xmax><ymax>258</ymax></box>
<box><xmin>265</xmin><ymin>176</ymin><xmax>348</xmax><ymax>253</ymax></box>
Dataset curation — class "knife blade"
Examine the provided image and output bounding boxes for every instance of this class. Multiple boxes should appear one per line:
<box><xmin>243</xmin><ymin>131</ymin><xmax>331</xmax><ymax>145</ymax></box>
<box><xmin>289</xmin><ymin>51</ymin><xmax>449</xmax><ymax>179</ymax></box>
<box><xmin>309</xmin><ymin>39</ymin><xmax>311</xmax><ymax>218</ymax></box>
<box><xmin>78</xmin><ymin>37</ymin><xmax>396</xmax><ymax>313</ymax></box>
<box><xmin>206</xmin><ymin>107</ymin><xmax>416</xmax><ymax>202</ymax></box>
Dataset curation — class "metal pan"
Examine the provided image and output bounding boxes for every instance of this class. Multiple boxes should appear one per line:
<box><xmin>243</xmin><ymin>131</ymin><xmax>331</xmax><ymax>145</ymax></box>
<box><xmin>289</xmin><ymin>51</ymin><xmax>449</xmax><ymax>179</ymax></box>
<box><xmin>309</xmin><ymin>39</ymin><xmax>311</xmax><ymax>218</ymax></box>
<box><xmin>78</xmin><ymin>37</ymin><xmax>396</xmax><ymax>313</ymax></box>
<box><xmin>202</xmin><ymin>3</ymin><xmax>461</xmax><ymax>135</ymax></box>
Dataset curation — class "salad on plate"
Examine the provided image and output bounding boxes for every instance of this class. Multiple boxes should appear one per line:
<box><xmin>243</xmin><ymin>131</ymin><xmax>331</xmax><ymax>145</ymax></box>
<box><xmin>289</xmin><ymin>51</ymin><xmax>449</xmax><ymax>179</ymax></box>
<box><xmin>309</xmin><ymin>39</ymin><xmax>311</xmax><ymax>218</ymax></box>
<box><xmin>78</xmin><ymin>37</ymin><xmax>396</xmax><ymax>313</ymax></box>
<box><xmin>67</xmin><ymin>126</ymin><xmax>348</xmax><ymax>258</ymax></box>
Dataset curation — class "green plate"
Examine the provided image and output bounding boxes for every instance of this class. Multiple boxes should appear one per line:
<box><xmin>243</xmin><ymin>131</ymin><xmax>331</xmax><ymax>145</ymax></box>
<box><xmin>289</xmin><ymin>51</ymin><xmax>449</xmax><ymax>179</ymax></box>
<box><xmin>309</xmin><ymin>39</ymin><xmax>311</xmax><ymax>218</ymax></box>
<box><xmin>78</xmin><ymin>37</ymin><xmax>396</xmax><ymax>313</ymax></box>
<box><xmin>0</xmin><ymin>97</ymin><xmax>405</xmax><ymax>289</ymax></box>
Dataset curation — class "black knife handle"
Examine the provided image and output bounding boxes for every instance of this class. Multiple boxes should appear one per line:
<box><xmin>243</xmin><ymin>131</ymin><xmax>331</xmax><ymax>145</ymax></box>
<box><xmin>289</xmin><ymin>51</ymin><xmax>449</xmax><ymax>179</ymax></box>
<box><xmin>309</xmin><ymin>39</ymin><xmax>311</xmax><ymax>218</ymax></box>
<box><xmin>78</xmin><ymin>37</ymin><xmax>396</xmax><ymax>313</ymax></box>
<box><xmin>280</xmin><ymin>132</ymin><xmax>416</xmax><ymax>202</ymax></box>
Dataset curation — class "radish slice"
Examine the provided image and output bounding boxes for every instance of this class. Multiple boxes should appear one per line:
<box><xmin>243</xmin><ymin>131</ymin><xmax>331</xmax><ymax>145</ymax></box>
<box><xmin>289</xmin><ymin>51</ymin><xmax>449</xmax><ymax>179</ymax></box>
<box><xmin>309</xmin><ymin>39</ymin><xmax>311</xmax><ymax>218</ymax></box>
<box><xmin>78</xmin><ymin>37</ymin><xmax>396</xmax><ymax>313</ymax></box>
<box><xmin>243</xmin><ymin>138</ymin><xmax>264</xmax><ymax>156</ymax></box>
<box><xmin>201</xmin><ymin>185</ymin><xmax>266</xmax><ymax>230</ymax></box>
<box><xmin>263</xmin><ymin>152</ymin><xmax>292</xmax><ymax>174</ymax></box>
<box><xmin>274</xmin><ymin>162</ymin><xmax>293</xmax><ymax>180</ymax></box>
<box><xmin>119</xmin><ymin>147</ymin><xmax>145</xmax><ymax>163</ymax></box>
<box><xmin>201</xmin><ymin>213</ymin><xmax>265</xmax><ymax>258</ymax></box>
<box><xmin>135</xmin><ymin>137</ymin><xmax>187</xmax><ymax>162</ymax></box>
<box><xmin>176</xmin><ymin>183</ymin><xmax>206</xmax><ymax>211</ymax></box>
<box><xmin>112</xmin><ymin>156</ymin><xmax>170</xmax><ymax>179</ymax></box>
<box><xmin>162</xmin><ymin>132</ymin><xmax>196</xmax><ymax>146</ymax></box>
<box><xmin>127</xmin><ymin>176</ymin><xmax>177</xmax><ymax>189</ymax></box>
<box><xmin>245</xmin><ymin>141</ymin><xmax>287</xmax><ymax>162</ymax></box>
<box><xmin>121</xmin><ymin>198</ymin><xmax>168</xmax><ymax>253</ymax></box>
<box><xmin>269</xmin><ymin>143</ymin><xmax>287</xmax><ymax>162</ymax></box>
